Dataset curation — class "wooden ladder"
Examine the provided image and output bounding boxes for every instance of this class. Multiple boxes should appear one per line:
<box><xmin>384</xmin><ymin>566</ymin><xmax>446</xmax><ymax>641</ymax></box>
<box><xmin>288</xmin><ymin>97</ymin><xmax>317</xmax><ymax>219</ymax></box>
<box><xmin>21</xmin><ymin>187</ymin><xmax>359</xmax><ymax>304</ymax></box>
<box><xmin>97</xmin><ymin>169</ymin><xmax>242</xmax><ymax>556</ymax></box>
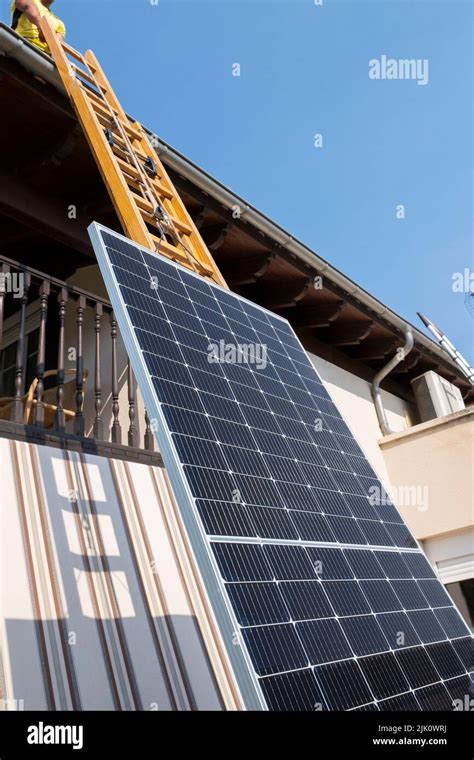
<box><xmin>39</xmin><ymin>17</ymin><xmax>227</xmax><ymax>287</ymax></box>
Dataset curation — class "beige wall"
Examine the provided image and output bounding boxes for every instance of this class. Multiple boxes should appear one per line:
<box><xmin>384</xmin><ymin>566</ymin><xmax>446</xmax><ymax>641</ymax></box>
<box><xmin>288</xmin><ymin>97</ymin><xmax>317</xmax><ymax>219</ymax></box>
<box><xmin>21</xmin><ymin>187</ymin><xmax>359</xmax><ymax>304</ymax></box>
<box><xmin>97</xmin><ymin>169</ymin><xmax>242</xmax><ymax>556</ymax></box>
<box><xmin>380</xmin><ymin>409</ymin><xmax>474</xmax><ymax>540</ymax></box>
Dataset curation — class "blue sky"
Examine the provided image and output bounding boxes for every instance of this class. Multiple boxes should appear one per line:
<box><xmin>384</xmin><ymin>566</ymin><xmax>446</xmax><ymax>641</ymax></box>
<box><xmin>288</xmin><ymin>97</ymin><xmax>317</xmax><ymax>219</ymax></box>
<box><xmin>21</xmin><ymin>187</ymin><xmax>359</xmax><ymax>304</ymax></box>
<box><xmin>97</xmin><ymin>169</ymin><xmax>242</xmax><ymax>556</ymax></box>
<box><xmin>8</xmin><ymin>0</ymin><xmax>473</xmax><ymax>359</ymax></box>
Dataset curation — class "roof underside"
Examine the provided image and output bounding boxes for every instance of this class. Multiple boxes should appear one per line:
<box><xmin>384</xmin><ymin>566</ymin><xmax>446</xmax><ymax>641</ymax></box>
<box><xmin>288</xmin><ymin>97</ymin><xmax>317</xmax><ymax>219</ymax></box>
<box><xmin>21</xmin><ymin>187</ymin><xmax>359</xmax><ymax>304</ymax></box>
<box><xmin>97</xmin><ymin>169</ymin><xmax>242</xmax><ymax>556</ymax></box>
<box><xmin>0</xmin><ymin>24</ymin><xmax>471</xmax><ymax>404</ymax></box>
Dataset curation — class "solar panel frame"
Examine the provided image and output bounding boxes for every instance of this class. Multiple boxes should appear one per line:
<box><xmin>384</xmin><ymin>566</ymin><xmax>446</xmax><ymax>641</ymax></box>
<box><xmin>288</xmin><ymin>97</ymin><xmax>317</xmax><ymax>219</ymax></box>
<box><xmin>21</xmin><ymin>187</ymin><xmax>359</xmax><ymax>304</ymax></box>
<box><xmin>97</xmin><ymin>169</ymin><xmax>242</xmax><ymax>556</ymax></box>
<box><xmin>89</xmin><ymin>223</ymin><xmax>473</xmax><ymax>712</ymax></box>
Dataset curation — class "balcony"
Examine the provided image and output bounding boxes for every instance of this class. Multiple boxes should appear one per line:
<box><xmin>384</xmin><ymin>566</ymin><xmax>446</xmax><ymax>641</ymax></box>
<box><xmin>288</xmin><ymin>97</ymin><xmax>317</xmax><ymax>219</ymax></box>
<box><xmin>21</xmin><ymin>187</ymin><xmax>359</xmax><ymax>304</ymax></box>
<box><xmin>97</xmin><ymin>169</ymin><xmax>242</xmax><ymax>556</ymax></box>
<box><xmin>380</xmin><ymin>408</ymin><xmax>474</xmax><ymax>628</ymax></box>
<box><xmin>0</xmin><ymin>255</ymin><xmax>159</xmax><ymax>463</ymax></box>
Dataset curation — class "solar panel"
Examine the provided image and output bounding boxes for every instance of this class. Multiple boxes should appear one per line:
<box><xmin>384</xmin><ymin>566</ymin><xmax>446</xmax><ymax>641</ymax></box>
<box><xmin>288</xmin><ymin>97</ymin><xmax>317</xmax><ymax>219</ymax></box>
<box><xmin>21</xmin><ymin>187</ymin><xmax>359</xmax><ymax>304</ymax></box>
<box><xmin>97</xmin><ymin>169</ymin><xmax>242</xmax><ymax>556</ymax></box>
<box><xmin>89</xmin><ymin>223</ymin><xmax>473</xmax><ymax>712</ymax></box>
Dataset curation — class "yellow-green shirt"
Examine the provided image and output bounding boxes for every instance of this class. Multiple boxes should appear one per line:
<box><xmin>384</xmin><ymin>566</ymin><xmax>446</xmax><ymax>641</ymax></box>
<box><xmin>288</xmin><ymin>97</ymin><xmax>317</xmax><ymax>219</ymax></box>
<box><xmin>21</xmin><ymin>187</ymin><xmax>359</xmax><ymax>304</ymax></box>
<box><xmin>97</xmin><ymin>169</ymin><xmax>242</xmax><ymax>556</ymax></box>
<box><xmin>11</xmin><ymin>0</ymin><xmax>66</xmax><ymax>54</ymax></box>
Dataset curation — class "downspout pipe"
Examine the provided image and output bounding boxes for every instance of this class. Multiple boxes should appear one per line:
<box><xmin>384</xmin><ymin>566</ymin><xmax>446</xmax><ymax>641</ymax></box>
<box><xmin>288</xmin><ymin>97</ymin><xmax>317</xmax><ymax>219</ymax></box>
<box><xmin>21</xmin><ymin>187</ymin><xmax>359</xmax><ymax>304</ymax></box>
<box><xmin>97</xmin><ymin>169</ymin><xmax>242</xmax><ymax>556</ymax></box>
<box><xmin>371</xmin><ymin>326</ymin><xmax>414</xmax><ymax>436</ymax></box>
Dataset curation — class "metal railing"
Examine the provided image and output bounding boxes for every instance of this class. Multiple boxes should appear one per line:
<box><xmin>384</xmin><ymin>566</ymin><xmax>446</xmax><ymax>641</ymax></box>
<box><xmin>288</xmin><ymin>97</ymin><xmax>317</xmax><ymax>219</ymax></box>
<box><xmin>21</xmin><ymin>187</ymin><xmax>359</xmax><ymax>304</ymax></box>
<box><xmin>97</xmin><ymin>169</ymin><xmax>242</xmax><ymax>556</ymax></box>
<box><xmin>0</xmin><ymin>255</ymin><xmax>154</xmax><ymax>450</ymax></box>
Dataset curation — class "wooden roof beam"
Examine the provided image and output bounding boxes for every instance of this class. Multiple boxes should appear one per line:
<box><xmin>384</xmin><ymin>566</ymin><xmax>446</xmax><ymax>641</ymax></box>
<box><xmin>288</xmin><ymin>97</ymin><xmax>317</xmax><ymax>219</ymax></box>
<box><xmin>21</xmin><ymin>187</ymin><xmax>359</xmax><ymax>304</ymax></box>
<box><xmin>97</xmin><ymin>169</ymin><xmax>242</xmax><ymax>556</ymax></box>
<box><xmin>320</xmin><ymin>320</ymin><xmax>374</xmax><ymax>346</ymax></box>
<box><xmin>390</xmin><ymin>352</ymin><xmax>421</xmax><ymax>373</ymax></box>
<box><xmin>203</xmin><ymin>222</ymin><xmax>232</xmax><ymax>252</ymax></box>
<box><xmin>290</xmin><ymin>301</ymin><xmax>345</xmax><ymax>328</ymax></box>
<box><xmin>192</xmin><ymin>204</ymin><xmax>209</xmax><ymax>231</ymax></box>
<box><xmin>262</xmin><ymin>277</ymin><xmax>313</xmax><ymax>310</ymax></box>
<box><xmin>352</xmin><ymin>338</ymin><xmax>398</xmax><ymax>361</ymax></box>
<box><xmin>223</xmin><ymin>252</ymin><xmax>276</xmax><ymax>287</ymax></box>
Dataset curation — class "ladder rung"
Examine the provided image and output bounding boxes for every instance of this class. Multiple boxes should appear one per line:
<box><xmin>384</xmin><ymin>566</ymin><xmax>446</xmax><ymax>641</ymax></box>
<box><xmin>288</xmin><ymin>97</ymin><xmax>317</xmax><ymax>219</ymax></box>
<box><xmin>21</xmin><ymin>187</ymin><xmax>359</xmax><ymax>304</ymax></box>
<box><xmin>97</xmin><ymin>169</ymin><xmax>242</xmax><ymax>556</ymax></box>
<box><xmin>135</xmin><ymin>196</ymin><xmax>156</xmax><ymax>216</ymax></box>
<box><xmin>153</xmin><ymin>181</ymin><xmax>173</xmax><ymax>201</ymax></box>
<box><xmin>117</xmin><ymin>121</ymin><xmax>144</xmax><ymax>144</ymax></box>
<box><xmin>111</xmin><ymin>134</ymin><xmax>149</xmax><ymax>164</ymax></box>
<box><xmin>111</xmin><ymin>141</ymin><xmax>136</xmax><ymax>164</ymax></box>
<box><xmin>61</xmin><ymin>42</ymin><xmax>86</xmax><ymax>64</ymax></box>
<box><xmin>149</xmin><ymin>235</ymin><xmax>213</xmax><ymax>277</ymax></box>
<box><xmin>168</xmin><ymin>215</ymin><xmax>192</xmax><ymax>237</ymax></box>
<box><xmin>112</xmin><ymin>145</ymin><xmax>172</xmax><ymax>198</ymax></box>
<box><xmin>114</xmin><ymin>155</ymin><xmax>142</xmax><ymax>180</ymax></box>
<box><xmin>71</xmin><ymin>62</ymin><xmax>98</xmax><ymax>87</ymax></box>
<box><xmin>84</xmin><ymin>86</ymin><xmax>116</xmax><ymax>114</ymax></box>
<box><xmin>83</xmin><ymin>89</ymin><xmax>144</xmax><ymax>142</ymax></box>
<box><xmin>134</xmin><ymin>197</ymin><xmax>192</xmax><ymax>237</ymax></box>
<box><xmin>94</xmin><ymin>107</ymin><xmax>115</xmax><ymax>131</ymax></box>
<box><xmin>150</xmin><ymin>235</ymin><xmax>214</xmax><ymax>276</ymax></box>
<box><xmin>116</xmin><ymin>119</ymin><xmax>146</xmax><ymax>144</ymax></box>
<box><xmin>149</xmin><ymin>236</ymin><xmax>190</xmax><ymax>263</ymax></box>
<box><xmin>101</xmin><ymin>112</ymin><xmax>143</xmax><ymax>144</ymax></box>
<box><xmin>94</xmin><ymin>109</ymin><xmax>146</xmax><ymax>146</ymax></box>
<box><xmin>115</xmin><ymin>155</ymin><xmax>146</xmax><ymax>181</ymax></box>
<box><xmin>119</xmin><ymin>161</ymin><xmax>173</xmax><ymax>200</ymax></box>
<box><xmin>107</xmin><ymin>128</ymin><xmax>147</xmax><ymax>160</ymax></box>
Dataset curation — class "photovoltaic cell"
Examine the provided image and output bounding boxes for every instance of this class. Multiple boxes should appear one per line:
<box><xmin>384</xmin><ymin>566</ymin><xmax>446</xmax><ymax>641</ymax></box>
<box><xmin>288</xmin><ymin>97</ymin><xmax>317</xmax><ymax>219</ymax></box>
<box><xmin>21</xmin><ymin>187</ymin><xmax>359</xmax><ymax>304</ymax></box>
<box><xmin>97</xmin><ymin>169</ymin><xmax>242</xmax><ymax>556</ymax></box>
<box><xmin>351</xmin><ymin>702</ymin><xmax>380</xmax><ymax>711</ymax></box>
<box><xmin>376</xmin><ymin>611</ymin><xmax>422</xmax><ymax>649</ymax></box>
<box><xmin>445</xmin><ymin>675</ymin><xmax>474</xmax><ymax>703</ymax></box>
<box><xmin>279</xmin><ymin>581</ymin><xmax>334</xmax><ymax>621</ymax></box>
<box><xmin>425</xmin><ymin>642</ymin><xmax>466</xmax><ymax>680</ymax></box>
<box><xmin>339</xmin><ymin>615</ymin><xmax>390</xmax><ymax>657</ymax></box>
<box><xmin>296</xmin><ymin>618</ymin><xmax>352</xmax><ymax>664</ymax></box>
<box><xmin>414</xmin><ymin>683</ymin><xmax>454</xmax><ymax>711</ymax></box>
<box><xmin>358</xmin><ymin>652</ymin><xmax>410</xmax><ymax>700</ymax></box>
<box><xmin>90</xmin><ymin>223</ymin><xmax>473</xmax><ymax>712</ymax></box>
<box><xmin>408</xmin><ymin>610</ymin><xmax>448</xmax><ymax>644</ymax></box>
<box><xmin>226</xmin><ymin>582</ymin><xmax>290</xmax><ymax>626</ymax></box>
<box><xmin>259</xmin><ymin>668</ymin><xmax>324</xmax><ymax>712</ymax></box>
<box><xmin>449</xmin><ymin>637</ymin><xmax>473</xmax><ymax>672</ymax></box>
<box><xmin>378</xmin><ymin>693</ymin><xmax>421</xmax><ymax>711</ymax></box>
<box><xmin>241</xmin><ymin>624</ymin><xmax>308</xmax><ymax>676</ymax></box>
<box><xmin>315</xmin><ymin>659</ymin><xmax>373</xmax><ymax>710</ymax></box>
<box><xmin>435</xmin><ymin>608</ymin><xmax>472</xmax><ymax>639</ymax></box>
<box><xmin>394</xmin><ymin>646</ymin><xmax>441</xmax><ymax>689</ymax></box>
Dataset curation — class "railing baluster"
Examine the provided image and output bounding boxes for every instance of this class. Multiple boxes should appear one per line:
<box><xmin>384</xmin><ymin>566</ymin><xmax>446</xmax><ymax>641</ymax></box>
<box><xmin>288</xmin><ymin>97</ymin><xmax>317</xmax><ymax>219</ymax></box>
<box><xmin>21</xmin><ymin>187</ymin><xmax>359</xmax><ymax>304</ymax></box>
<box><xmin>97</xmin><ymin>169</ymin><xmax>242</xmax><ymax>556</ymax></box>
<box><xmin>74</xmin><ymin>295</ymin><xmax>86</xmax><ymax>437</ymax></box>
<box><xmin>12</xmin><ymin>272</ymin><xmax>30</xmax><ymax>423</ymax></box>
<box><xmin>55</xmin><ymin>287</ymin><xmax>68</xmax><ymax>433</ymax></box>
<box><xmin>144</xmin><ymin>409</ymin><xmax>154</xmax><ymax>451</ymax></box>
<box><xmin>127</xmin><ymin>360</ymin><xmax>138</xmax><ymax>448</ymax></box>
<box><xmin>33</xmin><ymin>281</ymin><xmax>50</xmax><ymax>427</ymax></box>
<box><xmin>93</xmin><ymin>302</ymin><xmax>104</xmax><ymax>439</ymax></box>
<box><xmin>110</xmin><ymin>311</ymin><xmax>121</xmax><ymax>444</ymax></box>
<box><xmin>0</xmin><ymin>263</ymin><xmax>10</xmax><ymax>352</ymax></box>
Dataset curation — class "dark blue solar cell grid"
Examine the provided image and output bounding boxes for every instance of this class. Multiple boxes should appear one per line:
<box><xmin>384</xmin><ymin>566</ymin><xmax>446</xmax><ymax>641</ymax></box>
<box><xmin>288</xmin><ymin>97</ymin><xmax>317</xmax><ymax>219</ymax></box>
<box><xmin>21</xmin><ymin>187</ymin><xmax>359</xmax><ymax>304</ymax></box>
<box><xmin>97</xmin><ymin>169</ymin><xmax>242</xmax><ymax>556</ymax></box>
<box><xmin>93</xmin><ymin>227</ymin><xmax>473</xmax><ymax>712</ymax></box>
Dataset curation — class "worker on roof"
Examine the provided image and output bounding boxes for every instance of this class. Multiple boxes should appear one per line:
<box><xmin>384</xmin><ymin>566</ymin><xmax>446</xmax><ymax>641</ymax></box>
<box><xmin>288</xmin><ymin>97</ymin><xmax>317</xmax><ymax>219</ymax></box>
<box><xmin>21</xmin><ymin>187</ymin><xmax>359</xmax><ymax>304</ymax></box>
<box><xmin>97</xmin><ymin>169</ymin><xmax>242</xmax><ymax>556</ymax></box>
<box><xmin>11</xmin><ymin>0</ymin><xmax>66</xmax><ymax>55</ymax></box>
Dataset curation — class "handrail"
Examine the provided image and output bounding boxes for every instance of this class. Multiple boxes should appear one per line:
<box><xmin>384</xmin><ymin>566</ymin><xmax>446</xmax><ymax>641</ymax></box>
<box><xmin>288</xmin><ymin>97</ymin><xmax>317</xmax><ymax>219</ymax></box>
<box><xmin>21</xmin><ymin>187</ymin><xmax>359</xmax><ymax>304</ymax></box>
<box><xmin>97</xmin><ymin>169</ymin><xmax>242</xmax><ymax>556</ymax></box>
<box><xmin>0</xmin><ymin>253</ymin><xmax>113</xmax><ymax>310</ymax></box>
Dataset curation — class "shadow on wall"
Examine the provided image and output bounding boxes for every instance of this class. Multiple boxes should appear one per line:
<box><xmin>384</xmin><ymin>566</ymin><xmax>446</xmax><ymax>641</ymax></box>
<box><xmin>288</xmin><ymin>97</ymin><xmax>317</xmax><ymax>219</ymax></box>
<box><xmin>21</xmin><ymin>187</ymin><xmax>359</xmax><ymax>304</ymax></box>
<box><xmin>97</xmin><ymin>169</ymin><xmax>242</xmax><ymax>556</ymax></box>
<box><xmin>3</xmin><ymin>444</ymin><xmax>223</xmax><ymax>711</ymax></box>
<box><xmin>5</xmin><ymin>613</ymin><xmax>208</xmax><ymax>711</ymax></box>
